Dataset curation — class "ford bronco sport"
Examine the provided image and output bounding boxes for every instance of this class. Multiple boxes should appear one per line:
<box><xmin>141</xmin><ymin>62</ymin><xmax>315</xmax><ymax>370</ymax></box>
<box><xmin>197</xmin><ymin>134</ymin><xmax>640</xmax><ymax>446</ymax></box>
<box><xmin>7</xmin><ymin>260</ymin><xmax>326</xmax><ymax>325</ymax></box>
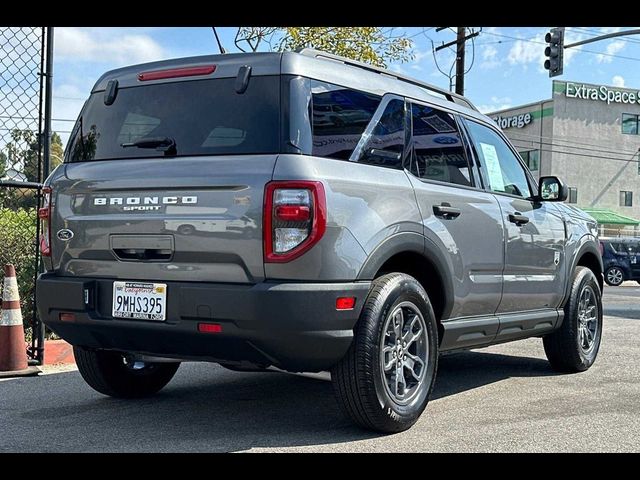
<box><xmin>37</xmin><ymin>49</ymin><xmax>604</xmax><ymax>433</ymax></box>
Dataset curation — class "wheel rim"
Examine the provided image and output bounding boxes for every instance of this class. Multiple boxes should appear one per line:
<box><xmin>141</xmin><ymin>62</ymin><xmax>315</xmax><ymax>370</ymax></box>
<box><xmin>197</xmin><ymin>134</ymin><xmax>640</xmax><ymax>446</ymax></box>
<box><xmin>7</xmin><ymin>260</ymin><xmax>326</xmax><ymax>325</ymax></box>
<box><xmin>379</xmin><ymin>301</ymin><xmax>429</xmax><ymax>405</ymax></box>
<box><xmin>577</xmin><ymin>285</ymin><xmax>599</xmax><ymax>355</ymax></box>
<box><xmin>607</xmin><ymin>268</ymin><xmax>623</xmax><ymax>285</ymax></box>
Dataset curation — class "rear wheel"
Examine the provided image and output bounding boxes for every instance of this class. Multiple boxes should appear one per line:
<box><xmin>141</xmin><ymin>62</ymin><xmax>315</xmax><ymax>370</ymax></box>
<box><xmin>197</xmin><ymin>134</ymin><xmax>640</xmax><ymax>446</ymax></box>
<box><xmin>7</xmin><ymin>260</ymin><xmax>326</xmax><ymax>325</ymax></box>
<box><xmin>331</xmin><ymin>273</ymin><xmax>438</xmax><ymax>433</ymax></box>
<box><xmin>543</xmin><ymin>267</ymin><xmax>603</xmax><ymax>373</ymax></box>
<box><xmin>74</xmin><ymin>347</ymin><xmax>180</xmax><ymax>398</ymax></box>
<box><xmin>604</xmin><ymin>266</ymin><xmax>624</xmax><ymax>286</ymax></box>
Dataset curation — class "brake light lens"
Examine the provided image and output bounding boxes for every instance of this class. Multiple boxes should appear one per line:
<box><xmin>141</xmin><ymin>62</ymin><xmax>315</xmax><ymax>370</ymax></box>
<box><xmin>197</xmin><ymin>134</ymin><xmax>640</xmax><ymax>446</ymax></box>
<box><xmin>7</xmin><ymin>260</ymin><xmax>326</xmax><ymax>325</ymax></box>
<box><xmin>599</xmin><ymin>242</ymin><xmax>604</xmax><ymax>256</ymax></box>
<box><xmin>38</xmin><ymin>187</ymin><xmax>52</xmax><ymax>257</ymax></box>
<box><xmin>264</xmin><ymin>181</ymin><xmax>326</xmax><ymax>263</ymax></box>
<box><xmin>137</xmin><ymin>65</ymin><xmax>216</xmax><ymax>82</ymax></box>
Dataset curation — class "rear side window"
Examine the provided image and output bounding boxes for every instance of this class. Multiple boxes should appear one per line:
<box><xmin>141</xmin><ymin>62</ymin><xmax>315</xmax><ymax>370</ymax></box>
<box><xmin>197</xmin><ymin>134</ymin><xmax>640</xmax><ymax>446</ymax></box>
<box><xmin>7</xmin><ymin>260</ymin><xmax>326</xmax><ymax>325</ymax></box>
<box><xmin>65</xmin><ymin>76</ymin><xmax>280</xmax><ymax>162</ymax></box>
<box><xmin>409</xmin><ymin>103</ymin><xmax>472</xmax><ymax>186</ymax></box>
<box><xmin>310</xmin><ymin>80</ymin><xmax>381</xmax><ymax>160</ymax></box>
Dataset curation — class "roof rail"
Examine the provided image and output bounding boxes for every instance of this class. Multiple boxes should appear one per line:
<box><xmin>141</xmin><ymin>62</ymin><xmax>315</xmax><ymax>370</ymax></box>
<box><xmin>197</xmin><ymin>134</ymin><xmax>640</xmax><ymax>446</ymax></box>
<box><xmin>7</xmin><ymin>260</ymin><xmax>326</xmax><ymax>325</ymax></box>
<box><xmin>296</xmin><ymin>48</ymin><xmax>478</xmax><ymax>112</ymax></box>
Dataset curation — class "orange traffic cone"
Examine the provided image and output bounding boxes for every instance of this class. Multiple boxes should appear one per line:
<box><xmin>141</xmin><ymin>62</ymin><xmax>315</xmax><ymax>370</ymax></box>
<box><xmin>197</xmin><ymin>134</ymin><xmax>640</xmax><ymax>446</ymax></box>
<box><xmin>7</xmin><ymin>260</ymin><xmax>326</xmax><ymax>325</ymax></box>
<box><xmin>0</xmin><ymin>264</ymin><xmax>39</xmax><ymax>377</ymax></box>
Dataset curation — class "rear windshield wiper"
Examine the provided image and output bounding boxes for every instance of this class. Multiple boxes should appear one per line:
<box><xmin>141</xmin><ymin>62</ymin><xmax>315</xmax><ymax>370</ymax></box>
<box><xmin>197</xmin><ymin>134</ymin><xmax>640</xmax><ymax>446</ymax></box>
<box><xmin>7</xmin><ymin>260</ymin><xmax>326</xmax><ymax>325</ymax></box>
<box><xmin>121</xmin><ymin>137</ymin><xmax>177</xmax><ymax>155</ymax></box>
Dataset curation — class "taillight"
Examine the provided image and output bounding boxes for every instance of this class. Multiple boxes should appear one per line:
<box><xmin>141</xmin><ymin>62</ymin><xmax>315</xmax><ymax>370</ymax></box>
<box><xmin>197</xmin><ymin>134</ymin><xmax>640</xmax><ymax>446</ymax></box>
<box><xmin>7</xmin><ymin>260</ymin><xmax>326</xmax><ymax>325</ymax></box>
<box><xmin>599</xmin><ymin>242</ymin><xmax>604</xmax><ymax>255</ymax></box>
<box><xmin>264</xmin><ymin>181</ymin><xmax>326</xmax><ymax>263</ymax></box>
<box><xmin>38</xmin><ymin>186</ymin><xmax>52</xmax><ymax>257</ymax></box>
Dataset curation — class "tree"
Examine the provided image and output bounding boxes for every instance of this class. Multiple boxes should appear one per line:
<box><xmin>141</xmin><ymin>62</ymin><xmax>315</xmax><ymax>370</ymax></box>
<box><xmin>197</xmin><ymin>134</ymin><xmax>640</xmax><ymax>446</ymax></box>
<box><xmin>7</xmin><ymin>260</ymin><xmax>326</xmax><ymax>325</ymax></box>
<box><xmin>0</xmin><ymin>151</ymin><xmax>6</xmax><ymax>178</ymax></box>
<box><xmin>50</xmin><ymin>132</ymin><xmax>64</xmax><ymax>170</ymax></box>
<box><xmin>234</xmin><ymin>27</ymin><xmax>414</xmax><ymax>67</ymax></box>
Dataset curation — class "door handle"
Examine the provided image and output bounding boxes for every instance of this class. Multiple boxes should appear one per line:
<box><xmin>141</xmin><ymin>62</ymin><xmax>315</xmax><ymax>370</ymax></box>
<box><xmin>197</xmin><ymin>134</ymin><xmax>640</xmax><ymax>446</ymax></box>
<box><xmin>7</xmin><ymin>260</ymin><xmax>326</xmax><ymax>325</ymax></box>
<box><xmin>508</xmin><ymin>212</ymin><xmax>530</xmax><ymax>226</ymax></box>
<box><xmin>433</xmin><ymin>203</ymin><xmax>461</xmax><ymax>219</ymax></box>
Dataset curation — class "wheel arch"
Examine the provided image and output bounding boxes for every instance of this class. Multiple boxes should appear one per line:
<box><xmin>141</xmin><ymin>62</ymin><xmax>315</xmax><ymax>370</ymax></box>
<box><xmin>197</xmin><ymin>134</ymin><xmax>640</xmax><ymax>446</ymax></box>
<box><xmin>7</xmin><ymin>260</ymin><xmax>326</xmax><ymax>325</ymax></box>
<box><xmin>357</xmin><ymin>232</ymin><xmax>454</xmax><ymax>337</ymax></box>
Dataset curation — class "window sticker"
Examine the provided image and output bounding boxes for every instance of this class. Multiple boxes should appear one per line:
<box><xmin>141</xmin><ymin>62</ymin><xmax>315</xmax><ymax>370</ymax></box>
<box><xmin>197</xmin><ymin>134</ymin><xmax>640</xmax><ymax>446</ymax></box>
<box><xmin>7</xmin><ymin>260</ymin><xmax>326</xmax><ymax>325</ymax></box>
<box><xmin>479</xmin><ymin>142</ymin><xmax>505</xmax><ymax>191</ymax></box>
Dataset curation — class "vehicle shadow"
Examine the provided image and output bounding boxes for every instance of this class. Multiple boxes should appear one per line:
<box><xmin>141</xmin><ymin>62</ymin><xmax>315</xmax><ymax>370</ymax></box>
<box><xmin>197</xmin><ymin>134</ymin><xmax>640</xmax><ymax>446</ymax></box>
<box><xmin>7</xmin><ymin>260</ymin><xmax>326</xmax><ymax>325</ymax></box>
<box><xmin>16</xmin><ymin>350</ymin><xmax>558</xmax><ymax>452</ymax></box>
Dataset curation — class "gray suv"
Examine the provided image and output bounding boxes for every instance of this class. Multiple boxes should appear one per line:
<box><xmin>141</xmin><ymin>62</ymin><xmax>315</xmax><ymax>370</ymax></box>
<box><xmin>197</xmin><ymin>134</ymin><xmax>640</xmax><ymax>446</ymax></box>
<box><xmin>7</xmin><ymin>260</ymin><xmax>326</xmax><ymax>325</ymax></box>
<box><xmin>36</xmin><ymin>49</ymin><xmax>604</xmax><ymax>433</ymax></box>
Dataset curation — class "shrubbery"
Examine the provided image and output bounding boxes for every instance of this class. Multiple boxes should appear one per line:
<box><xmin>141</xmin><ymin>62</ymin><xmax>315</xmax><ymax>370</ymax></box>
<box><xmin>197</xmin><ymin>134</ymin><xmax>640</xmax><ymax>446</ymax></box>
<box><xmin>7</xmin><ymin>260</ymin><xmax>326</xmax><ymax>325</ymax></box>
<box><xmin>0</xmin><ymin>208</ymin><xmax>38</xmax><ymax>339</ymax></box>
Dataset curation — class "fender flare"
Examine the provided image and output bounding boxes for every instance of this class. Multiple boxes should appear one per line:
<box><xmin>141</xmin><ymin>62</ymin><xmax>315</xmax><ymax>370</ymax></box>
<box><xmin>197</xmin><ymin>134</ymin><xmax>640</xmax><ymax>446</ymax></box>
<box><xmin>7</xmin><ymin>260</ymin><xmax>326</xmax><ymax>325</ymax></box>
<box><xmin>357</xmin><ymin>232</ymin><xmax>455</xmax><ymax>319</ymax></box>
<box><xmin>562</xmin><ymin>235</ymin><xmax>603</xmax><ymax>307</ymax></box>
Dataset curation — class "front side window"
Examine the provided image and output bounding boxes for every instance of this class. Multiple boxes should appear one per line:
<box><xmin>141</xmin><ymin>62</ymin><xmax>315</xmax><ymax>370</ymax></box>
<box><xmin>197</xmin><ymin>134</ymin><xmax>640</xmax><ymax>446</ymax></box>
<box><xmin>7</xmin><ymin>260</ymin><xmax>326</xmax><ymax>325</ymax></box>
<box><xmin>409</xmin><ymin>103</ymin><xmax>472</xmax><ymax>186</ymax></box>
<box><xmin>310</xmin><ymin>80</ymin><xmax>381</xmax><ymax>160</ymax></box>
<box><xmin>464</xmin><ymin>119</ymin><xmax>532</xmax><ymax>198</ymax></box>
<box><xmin>352</xmin><ymin>98</ymin><xmax>406</xmax><ymax>169</ymax></box>
<box><xmin>622</xmin><ymin>114</ymin><xmax>639</xmax><ymax>135</ymax></box>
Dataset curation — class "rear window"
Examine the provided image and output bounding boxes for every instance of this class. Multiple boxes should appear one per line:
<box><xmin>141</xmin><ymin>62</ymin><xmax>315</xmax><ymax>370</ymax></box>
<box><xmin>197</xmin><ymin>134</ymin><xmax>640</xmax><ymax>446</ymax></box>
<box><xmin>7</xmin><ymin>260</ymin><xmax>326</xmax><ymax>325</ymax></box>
<box><xmin>65</xmin><ymin>76</ymin><xmax>280</xmax><ymax>162</ymax></box>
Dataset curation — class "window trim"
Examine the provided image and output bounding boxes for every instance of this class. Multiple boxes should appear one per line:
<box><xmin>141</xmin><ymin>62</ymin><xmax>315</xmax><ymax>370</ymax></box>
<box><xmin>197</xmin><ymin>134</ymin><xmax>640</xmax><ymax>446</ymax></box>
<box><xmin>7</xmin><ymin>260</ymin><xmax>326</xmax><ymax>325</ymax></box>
<box><xmin>461</xmin><ymin>117</ymin><xmax>538</xmax><ymax>201</ymax></box>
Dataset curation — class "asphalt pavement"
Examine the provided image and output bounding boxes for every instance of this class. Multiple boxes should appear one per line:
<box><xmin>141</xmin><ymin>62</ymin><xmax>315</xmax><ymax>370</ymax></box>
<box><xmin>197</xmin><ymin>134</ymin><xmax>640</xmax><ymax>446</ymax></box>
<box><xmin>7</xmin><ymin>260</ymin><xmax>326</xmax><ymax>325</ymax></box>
<box><xmin>1</xmin><ymin>285</ymin><xmax>639</xmax><ymax>452</ymax></box>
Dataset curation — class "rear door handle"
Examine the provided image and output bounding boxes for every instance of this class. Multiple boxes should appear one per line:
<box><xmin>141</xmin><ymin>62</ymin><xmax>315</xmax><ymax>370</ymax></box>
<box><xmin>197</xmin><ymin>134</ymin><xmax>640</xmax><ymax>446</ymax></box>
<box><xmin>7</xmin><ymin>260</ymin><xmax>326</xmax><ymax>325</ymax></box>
<box><xmin>508</xmin><ymin>212</ymin><xmax>530</xmax><ymax>226</ymax></box>
<box><xmin>433</xmin><ymin>204</ymin><xmax>461</xmax><ymax>219</ymax></box>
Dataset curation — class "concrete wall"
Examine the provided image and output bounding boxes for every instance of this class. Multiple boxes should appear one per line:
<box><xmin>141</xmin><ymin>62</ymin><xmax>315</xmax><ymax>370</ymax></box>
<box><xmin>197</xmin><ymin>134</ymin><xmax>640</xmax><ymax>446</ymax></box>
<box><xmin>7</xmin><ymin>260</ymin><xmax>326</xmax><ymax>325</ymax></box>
<box><xmin>551</xmin><ymin>80</ymin><xmax>640</xmax><ymax>219</ymax></box>
<box><xmin>488</xmin><ymin>100</ymin><xmax>555</xmax><ymax>177</ymax></box>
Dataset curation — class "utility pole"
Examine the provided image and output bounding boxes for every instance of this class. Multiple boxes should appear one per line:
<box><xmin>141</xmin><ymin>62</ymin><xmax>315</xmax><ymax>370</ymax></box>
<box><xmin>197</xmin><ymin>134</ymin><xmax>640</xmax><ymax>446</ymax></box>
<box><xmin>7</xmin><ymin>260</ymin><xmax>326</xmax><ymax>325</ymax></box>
<box><xmin>455</xmin><ymin>27</ymin><xmax>466</xmax><ymax>95</ymax></box>
<box><xmin>434</xmin><ymin>27</ymin><xmax>480</xmax><ymax>95</ymax></box>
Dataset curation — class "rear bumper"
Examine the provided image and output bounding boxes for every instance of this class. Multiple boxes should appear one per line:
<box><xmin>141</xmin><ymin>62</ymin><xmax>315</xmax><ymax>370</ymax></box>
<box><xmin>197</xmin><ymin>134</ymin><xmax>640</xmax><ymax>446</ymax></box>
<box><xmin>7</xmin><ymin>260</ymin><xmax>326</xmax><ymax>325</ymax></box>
<box><xmin>36</xmin><ymin>274</ymin><xmax>370</xmax><ymax>372</ymax></box>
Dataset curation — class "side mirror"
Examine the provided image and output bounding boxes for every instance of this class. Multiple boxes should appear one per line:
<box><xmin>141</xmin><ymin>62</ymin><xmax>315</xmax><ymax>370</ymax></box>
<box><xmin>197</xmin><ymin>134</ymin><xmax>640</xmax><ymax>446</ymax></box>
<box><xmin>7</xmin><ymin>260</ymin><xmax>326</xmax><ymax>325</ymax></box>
<box><xmin>537</xmin><ymin>176</ymin><xmax>568</xmax><ymax>202</ymax></box>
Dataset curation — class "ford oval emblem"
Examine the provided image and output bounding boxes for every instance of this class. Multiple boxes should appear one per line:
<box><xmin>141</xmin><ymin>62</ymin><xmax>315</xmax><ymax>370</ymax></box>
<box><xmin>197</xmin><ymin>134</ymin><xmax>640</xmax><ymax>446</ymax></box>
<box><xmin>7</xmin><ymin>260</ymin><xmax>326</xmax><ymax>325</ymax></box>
<box><xmin>56</xmin><ymin>229</ymin><xmax>74</xmax><ymax>241</ymax></box>
<box><xmin>433</xmin><ymin>136</ymin><xmax>458</xmax><ymax>145</ymax></box>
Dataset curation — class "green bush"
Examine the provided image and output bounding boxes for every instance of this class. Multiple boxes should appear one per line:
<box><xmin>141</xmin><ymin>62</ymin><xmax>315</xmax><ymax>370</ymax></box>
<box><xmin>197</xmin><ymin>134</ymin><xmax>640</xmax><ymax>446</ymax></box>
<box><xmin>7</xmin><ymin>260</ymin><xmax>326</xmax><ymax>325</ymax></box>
<box><xmin>0</xmin><ymin>208</ymin><xmax>38</xmax><ymax>339</ymax></box>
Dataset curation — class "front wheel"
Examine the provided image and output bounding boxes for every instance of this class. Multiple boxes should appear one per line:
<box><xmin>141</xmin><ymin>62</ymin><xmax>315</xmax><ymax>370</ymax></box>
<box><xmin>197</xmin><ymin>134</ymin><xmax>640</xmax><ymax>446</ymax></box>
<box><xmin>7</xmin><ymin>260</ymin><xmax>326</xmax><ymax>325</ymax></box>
<box><xmin>604</xmin><ymin>266</ymin><xmax>624</xmax><ymax>286</ymax></box>
<box><xmin>74</xmin><ymin>347</ymin><xmax>180</xmax><ymax>398</ymax></box>
<box><xmin>543</xmin><ymin>267</ymin><xmax>603</xmax><ymax>373</ymax></box>
<box><xmin>331</xmin><ymin>273</ymin><xmax>438</xmax><ymax>433</ymax></box>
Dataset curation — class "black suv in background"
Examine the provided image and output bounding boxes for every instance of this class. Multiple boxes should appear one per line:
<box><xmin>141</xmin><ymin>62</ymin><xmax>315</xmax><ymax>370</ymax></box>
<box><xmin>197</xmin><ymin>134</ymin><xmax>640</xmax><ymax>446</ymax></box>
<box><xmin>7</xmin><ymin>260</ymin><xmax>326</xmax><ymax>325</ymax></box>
<box><xmin>601</xmin><ymin>237</ymin><xmax>640</xmax><ymax>286</ymax></box>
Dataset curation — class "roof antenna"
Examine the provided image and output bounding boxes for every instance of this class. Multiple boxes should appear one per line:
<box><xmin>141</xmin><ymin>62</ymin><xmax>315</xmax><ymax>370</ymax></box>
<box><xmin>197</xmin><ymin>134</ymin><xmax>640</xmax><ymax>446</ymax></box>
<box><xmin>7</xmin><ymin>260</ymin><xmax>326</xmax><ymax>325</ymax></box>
<box><xmin>212</xmin><ymin>27</ymin><xmax>226</xmax><ymax>54</ymax></box>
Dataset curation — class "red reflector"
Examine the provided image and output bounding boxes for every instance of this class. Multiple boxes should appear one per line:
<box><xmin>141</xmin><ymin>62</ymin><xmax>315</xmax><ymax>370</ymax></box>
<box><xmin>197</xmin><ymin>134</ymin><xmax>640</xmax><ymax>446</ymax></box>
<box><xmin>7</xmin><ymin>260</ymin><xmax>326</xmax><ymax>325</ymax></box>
<box><xmin>275</xmin><ymin>205</ymin><xmax>310</xmax><ymax>222</ymax></box>
<box><xmin>38</xmin><ymin>207</ymin><xmax>49</xmax><ymax>219</ymax></box>
<box><xmin>198</xmin><ymin>323</ymin><xmax>223</xmax><ymax>334</ymax></box>
<box><xmin>59</xmin><ymin>313</ymin><xmax>76</xmax><ymax>322</ymax></box>
<box><xmin>336</xmin><ymin>297</ymin><xmax>356</xmax><ymax>310</ymax></box>
<box><xmin>138</xmin><ymin>65</ymin><xmax>216</xmax><ymax>81</ymax></box>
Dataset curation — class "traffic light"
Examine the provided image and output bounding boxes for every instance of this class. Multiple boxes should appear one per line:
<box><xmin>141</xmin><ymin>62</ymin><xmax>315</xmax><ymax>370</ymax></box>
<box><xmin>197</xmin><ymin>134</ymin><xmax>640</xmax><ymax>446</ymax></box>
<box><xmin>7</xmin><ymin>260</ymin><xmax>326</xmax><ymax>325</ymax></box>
<box><xmin>544</xmin><ymin>27</ymin><xmax>564</xmax><ymax>78</ymax></box>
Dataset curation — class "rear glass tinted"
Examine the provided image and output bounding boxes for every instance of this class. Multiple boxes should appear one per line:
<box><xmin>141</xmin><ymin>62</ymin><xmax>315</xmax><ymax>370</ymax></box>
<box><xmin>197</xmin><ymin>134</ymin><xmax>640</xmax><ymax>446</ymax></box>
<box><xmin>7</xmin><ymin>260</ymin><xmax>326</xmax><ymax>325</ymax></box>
<box><xmin>310</xmin><ymin>80</ymin><xmax>381</xmax><ymax>160</ymax></box>
<box><xmin>65</xmin><ymin>76</ymin><xmax>280</xmax><ymax>162</ymax></box>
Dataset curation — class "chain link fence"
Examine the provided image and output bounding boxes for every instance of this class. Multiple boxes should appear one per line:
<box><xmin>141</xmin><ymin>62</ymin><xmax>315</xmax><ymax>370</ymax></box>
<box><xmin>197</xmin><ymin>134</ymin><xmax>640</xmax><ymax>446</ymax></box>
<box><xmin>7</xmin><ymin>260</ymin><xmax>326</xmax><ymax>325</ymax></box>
<box><xmin>0</xmin><ymin>26</ymin><xmax>50</xmax><ymax>363</ymax></box>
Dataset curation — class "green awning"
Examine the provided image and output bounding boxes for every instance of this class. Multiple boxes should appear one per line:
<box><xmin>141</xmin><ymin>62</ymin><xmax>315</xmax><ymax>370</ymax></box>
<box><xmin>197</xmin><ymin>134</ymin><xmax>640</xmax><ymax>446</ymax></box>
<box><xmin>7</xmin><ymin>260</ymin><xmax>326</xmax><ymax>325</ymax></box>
<box><xmin>579</xmin><ymin>208</ymin><xmax>640</xmax><ymax>226</ymax></box>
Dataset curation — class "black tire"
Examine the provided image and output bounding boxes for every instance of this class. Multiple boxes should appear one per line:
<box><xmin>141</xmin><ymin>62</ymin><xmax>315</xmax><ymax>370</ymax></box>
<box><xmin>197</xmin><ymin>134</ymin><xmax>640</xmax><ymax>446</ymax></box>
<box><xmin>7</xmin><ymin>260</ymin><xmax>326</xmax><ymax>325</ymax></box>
<box><xmin>543</xmin><ymin>267</ymin><xmax>603</xmax><ymax>373</ymax></box>
<box><xmin>604</xmin><ymin>266</ymin><xmax>624</xmax><ymax>286</ymax></box>
<box><xmin>74</xmin><ymin>347</ymin><xmax>180</xmax><ymax>398</ymax></box>
<box><xmin>331</xmin><ymin>273</ymin><xmax>438</xmax><ymax>433</ymax></box>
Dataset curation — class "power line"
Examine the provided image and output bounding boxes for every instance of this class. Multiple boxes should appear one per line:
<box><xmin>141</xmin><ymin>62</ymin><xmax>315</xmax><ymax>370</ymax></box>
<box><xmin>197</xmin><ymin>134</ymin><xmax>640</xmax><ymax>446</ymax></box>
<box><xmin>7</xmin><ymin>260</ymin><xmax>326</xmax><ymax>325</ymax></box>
<box><xmin>505</xmin><ymin>129</ymin><xmax>640</xmax><ymax>157</ymax></box>
<box><xmin>481</xmin><ymin>30</ymin><xmax>640</xmax><ymax>63</ymax></box>
<box><xmin>511</xmin><ymin>142</ymin><xmax>640</xmax><ymax>164</ymax></box>
<box><xmin>52</xmin><ymin>96</ymin><xmax>85</xmax><ymax>101</ymax></box>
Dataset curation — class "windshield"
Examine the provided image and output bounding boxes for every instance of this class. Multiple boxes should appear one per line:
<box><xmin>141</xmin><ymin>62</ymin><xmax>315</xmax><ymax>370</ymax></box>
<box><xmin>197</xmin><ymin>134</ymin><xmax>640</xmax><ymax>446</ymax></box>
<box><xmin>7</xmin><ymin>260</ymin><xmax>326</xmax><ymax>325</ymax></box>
<box><xmin>65</xmin><ymin>76</ymin><xmax>280</xmax><ymax>162</ymax></box>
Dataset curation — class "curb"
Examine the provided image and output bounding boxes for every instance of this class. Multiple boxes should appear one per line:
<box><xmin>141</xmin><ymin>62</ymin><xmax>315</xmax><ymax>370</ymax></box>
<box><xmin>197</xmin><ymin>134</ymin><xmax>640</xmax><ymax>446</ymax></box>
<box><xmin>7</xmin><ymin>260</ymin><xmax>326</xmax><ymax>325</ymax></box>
<box><xmin>43</xmin><ymin>339</ymin><xmax>75</xmax><ymax>365</ymax></box>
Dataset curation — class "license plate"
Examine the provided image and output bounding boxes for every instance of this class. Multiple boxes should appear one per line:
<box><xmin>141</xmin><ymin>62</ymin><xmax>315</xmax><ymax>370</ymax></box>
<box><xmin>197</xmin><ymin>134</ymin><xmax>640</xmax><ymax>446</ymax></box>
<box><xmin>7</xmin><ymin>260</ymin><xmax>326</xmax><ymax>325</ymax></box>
<box><xmin>112</xmin><ymin>281</ymin><xmax>167</xmax><ymax>321</ymax></box>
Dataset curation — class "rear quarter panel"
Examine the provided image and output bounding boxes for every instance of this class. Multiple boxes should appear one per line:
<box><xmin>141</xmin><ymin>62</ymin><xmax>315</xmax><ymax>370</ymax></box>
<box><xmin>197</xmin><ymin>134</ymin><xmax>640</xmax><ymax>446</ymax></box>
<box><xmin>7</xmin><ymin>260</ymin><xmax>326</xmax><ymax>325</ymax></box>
<box><xmin>267</xmin><ymin>155</ymin><xmax>422</xmax><ymax>281</ymax></box>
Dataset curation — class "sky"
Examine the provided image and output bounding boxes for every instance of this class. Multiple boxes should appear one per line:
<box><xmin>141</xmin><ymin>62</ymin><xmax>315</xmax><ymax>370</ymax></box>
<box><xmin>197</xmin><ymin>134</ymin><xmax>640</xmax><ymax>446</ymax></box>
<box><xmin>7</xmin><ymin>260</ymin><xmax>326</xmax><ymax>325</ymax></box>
<box><xmin>51</xmin><ymin>26</ymin><xmax>640</xmax><ymax>146</ymax></box>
